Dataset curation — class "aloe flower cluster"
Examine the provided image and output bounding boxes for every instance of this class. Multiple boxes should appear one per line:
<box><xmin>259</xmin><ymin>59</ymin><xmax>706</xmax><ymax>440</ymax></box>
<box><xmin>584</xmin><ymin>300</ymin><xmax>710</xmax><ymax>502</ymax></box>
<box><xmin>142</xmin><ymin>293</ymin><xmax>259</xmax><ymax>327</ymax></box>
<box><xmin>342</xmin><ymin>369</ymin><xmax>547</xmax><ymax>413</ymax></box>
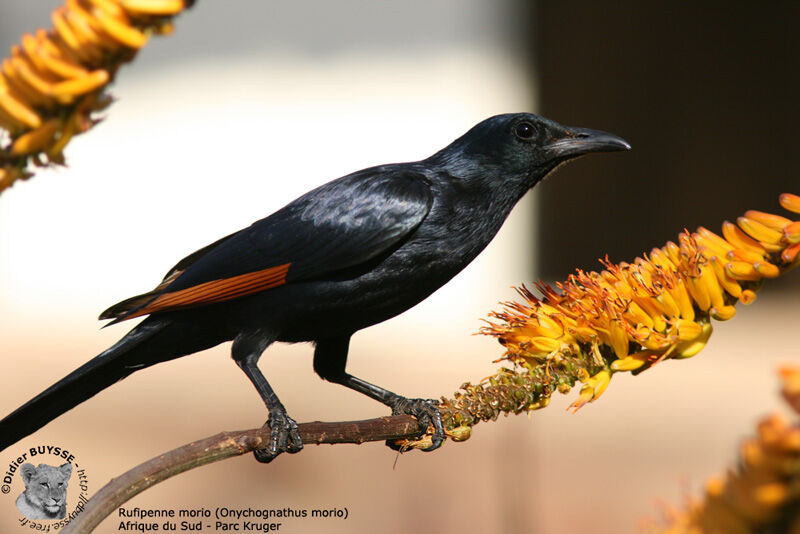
<box><xmin>390</xmin><ymin>194</ymin><xmax>800</xmax><ymax>450</ymax></box>
<box><xmin>0</xmin><ymin>0</ymin><xmax>191</xmax><ymax>193</ymax></box>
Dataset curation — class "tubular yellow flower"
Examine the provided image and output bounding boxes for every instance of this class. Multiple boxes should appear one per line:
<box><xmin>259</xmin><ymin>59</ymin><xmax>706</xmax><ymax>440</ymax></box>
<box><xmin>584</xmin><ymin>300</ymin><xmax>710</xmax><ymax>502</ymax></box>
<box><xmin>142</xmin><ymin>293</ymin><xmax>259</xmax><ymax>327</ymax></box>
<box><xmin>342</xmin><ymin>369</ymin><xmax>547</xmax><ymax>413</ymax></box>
<box><xmin>785</xmin><ymin>221</ymin><xmax>800</xmax><ymax>245</ymax></box>
<box><xmin>10</xmin><ymin>118</ymin><xmax>61</xmax><ymax>155</ymax></box>
<box><xmin>744</xmin><ymin>209</ymin><xmax>793</xmax><ymax>231</ymax></box>
<box><xmin>0</xmin><ymin>89</ymin><xmax>43</xmax><ymax>129</ymax></box>
<box><xmin>0</xmin><ymin>0</ymin><xmax>192</xmax><ymax>193</ymax></box>
<box><xmin>737</xmin><ymin>216</ymin><xmax>784</xmax><ymax>245</ymax></box>
<box><xmin>782</xmin><ymin>243</ymin><xmax>800</xmax><ymax>264</ymax></box>
<box><xmin>50</xmin><ymin>69</ymin><xmax>110</xmax><ymax>101</ymax></box>
<box><xmin>120</xmin><ymin>0</ymin><xmax>185</xmax><ymax>16</ymax></box>
<box><xmin>780</xmin><ymin>193</ymin><xmax>800</xmax><ymax>214</ymax></box>
<box><xmin>723</xmin><ymin>220</ymin><xmax>770</xmax><ymax>255</ymax></box>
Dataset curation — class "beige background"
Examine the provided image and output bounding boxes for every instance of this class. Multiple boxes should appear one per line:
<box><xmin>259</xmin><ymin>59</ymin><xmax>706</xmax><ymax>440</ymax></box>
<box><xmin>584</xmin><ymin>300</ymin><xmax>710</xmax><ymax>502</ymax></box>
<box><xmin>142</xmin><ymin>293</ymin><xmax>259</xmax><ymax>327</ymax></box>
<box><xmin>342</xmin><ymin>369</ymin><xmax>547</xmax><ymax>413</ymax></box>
<box><xmin>1</xmin><ymin>2</ymin><xmax>798</xmax><ymax>533</ymax></box>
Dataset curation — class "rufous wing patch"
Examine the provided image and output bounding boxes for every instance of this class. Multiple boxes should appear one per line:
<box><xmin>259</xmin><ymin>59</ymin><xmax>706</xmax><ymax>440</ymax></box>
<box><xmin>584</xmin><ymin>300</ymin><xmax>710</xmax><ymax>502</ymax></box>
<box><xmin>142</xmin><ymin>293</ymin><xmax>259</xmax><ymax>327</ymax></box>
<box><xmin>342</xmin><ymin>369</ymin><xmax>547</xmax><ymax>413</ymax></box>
<box><xmin>125</xmin><ymin>262</ymin><xmax>291</xmax><ymax>319</ymax></box>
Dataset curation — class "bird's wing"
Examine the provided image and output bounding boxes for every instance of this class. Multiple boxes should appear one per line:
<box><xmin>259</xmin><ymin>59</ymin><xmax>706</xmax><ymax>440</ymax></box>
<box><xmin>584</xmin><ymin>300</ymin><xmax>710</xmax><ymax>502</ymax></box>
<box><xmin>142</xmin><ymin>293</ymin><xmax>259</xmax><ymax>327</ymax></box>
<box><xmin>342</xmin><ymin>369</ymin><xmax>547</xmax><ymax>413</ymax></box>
<box><xmin>100</xmin><ymin>169</ymin><xmax>433</xmax><ymax>323</ymax></box>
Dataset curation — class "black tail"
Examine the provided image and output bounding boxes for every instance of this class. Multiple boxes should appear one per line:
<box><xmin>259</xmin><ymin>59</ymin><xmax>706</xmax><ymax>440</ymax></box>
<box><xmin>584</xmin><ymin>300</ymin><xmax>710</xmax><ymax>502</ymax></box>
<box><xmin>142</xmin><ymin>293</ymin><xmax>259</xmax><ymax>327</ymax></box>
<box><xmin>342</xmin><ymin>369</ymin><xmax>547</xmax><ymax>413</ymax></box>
<box><xmin>0</xmin><ymin>319</ymin><xmax>167</xmax><ymax>453</ymax></box>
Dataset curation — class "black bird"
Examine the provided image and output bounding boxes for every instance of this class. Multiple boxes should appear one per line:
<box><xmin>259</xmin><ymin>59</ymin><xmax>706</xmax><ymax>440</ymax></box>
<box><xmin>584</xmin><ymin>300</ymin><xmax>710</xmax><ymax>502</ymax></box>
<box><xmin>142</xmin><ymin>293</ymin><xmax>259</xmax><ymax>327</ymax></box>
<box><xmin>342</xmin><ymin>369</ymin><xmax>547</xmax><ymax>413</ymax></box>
<box><xmin>0</xmin><ymin>113</ymin><xmax>629</xmax><ymax>461</ymax></box>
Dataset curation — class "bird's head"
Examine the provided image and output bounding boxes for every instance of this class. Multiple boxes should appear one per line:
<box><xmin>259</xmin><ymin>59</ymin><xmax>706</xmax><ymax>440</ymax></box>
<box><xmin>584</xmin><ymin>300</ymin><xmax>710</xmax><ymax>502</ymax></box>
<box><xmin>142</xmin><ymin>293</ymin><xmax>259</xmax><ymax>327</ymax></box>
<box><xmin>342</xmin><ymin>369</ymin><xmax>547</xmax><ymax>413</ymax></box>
<box><xmin>432</xmin><ymin>112</ymin><xmax>630</xmax><ymax>192</ymax></box>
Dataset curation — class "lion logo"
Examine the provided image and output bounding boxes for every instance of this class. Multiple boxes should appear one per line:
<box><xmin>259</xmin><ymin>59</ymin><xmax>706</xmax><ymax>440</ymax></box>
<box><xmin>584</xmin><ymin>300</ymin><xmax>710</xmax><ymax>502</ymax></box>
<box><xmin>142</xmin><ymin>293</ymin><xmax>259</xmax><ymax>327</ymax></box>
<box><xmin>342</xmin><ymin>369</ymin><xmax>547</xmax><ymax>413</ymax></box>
<box><xmin>15</xmin><ymin>463</ymin><xmax>72</xmax><ymax>520</ymax></box>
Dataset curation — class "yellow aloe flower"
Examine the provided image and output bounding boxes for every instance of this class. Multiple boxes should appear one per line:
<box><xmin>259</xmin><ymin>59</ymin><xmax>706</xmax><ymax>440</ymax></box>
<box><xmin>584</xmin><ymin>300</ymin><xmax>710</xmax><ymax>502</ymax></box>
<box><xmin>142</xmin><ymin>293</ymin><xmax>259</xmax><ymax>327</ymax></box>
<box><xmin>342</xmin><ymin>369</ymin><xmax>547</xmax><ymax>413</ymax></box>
<box><xmin>478</xmin><ymin>193</ymin><xmax>800</xmax><ymax>413</ymax></box>
<box><xmin>0</xmin><ymin>0</ymin><xmax>190</xmax><ymax>193</ymax></box>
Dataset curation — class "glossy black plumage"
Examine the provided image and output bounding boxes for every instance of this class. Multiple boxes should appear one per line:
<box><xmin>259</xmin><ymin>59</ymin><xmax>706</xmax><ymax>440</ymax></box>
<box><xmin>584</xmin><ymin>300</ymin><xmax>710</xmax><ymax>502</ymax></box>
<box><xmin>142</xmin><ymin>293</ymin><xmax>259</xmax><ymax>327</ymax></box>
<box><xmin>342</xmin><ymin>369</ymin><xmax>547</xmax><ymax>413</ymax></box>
<box><xmin>0</xmin><ymin>113</ymin><xmax>629</xmax><ymax>459</ymax></box>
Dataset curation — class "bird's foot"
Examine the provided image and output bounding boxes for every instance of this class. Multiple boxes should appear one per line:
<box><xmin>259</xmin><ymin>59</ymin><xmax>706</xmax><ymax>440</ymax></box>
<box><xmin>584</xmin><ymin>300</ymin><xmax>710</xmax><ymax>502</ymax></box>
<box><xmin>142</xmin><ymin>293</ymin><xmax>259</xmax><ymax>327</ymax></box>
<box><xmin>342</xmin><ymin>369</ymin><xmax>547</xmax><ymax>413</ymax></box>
<box><xmin>253</xmin><ymin>410</ymin><xmax>304</xmax><ymax>463</ymax></box>
<box><xmin>386</xmin><ymin>396</ymin><xmax>445</xmax><ymax>452</ymax></box>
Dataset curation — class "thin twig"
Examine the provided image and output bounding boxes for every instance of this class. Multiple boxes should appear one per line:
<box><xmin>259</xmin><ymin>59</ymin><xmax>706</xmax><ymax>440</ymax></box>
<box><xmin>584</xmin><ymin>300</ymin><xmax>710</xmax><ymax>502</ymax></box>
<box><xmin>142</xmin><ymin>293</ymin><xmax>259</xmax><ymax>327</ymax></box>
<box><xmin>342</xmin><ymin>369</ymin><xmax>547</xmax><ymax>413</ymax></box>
<box><xmin>61</xmin><ymin>415</ymin><xmax>421</xmax><ymax>534</ymax></box>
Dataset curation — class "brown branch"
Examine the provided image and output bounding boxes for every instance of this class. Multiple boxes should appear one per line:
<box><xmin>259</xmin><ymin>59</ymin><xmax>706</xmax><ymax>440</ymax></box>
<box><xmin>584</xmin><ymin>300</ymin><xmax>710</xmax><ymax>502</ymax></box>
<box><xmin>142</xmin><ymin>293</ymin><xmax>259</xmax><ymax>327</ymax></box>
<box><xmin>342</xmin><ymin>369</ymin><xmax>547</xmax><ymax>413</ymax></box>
<box><xmin>58</xmin><ymin>361</ymin><xmax>558</xmax><ymax>534</ymax></box>
<box><xmin>61</xmin><ymin>415</ymin><xmax>421</xmax><ymax>534</ymax></box>
<box><xmin>56</xmin><ymin>193</ymin><xmax>800</xmax><ymax>533</ymax></box>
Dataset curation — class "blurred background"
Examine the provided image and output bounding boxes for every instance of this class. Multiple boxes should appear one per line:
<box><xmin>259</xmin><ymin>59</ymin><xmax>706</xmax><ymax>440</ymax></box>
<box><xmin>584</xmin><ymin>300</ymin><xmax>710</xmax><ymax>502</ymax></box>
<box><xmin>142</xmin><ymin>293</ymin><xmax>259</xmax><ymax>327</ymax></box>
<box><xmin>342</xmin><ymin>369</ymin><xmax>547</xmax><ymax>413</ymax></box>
<box><xmin>0</xmin><ymin>1</ymin><xmax>798</xmax><ymax>533</ymax></box>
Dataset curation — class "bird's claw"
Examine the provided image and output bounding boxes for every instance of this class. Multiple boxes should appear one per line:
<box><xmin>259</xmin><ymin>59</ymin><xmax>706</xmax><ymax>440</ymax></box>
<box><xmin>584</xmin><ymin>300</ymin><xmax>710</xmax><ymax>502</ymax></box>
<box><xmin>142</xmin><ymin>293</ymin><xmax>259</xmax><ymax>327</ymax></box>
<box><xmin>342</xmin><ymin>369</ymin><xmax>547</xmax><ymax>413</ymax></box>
<box><xmin>386</xmin><ymin>397</ymin><xmax>445</xmax><ymax>452</ymax></box>
<box><xmin>253</xmin><ymin>410</ymin><xmax>303</xmax><ymax>463</ymax></box>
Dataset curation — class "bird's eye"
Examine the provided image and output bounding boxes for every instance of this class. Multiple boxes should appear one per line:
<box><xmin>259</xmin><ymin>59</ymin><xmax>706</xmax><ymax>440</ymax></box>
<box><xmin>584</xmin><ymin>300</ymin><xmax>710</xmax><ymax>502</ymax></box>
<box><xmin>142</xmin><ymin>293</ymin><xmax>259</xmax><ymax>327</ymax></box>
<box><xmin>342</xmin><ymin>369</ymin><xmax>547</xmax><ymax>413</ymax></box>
<box><xmin>514</xmin><ymin>121</ymin><xmax>536</xmax><ymax>140</ymax></box>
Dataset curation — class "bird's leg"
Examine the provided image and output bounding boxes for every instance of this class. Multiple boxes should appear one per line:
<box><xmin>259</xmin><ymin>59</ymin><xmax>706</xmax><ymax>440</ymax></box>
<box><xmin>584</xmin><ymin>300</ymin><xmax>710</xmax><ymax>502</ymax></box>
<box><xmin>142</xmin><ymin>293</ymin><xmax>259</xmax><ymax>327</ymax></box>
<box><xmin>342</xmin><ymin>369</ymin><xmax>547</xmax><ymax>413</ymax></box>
<box><xmin>314</xmin><ymin>337</ymin><xmax>445</xmax><ymax>452</ymax></box>
<box><xmin>344</xmin><ymin>375</ymin><xmax>446</xmax><ymax>452</ymax></box>
<box><xmin>232</xmin><ymin>332</ymin><xmax>303</xmax><ymax>463</ymax></box>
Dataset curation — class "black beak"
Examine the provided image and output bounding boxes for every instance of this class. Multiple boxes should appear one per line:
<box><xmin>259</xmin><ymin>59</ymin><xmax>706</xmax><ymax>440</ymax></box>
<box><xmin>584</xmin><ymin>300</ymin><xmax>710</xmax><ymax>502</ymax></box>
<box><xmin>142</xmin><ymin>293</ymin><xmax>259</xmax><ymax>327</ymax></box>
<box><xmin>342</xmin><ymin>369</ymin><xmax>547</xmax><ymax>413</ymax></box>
<box><xmin>546</xmin><ymin>127</ymin><xmax>631</xmax><ymax>159</ymax></box>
